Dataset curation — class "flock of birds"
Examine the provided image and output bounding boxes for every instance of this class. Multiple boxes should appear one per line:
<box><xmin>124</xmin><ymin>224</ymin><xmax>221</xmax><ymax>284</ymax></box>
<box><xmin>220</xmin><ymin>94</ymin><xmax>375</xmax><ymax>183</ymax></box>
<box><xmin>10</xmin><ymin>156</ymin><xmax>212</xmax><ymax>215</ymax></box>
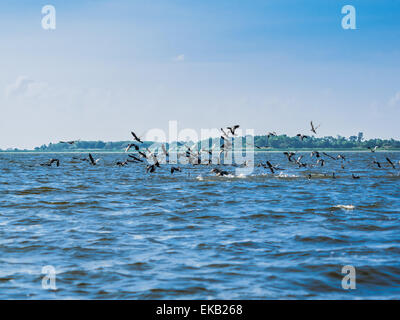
<box><xmin>39</xmin><ymin>121</ymin><xmax>400</xmax><ymax>179</ymax></box>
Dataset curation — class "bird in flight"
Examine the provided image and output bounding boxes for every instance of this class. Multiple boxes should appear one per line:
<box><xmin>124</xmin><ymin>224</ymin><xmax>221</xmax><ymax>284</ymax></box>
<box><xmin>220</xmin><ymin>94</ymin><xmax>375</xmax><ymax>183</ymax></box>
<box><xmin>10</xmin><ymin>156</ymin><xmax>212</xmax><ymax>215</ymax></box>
<box><xmin>171</xmin><ymin>167</ymin><xmax>181</xmax><ymax>174</ymax></box>
<box><xmin>386</xmin><ymin>157</ymin><xmax>396</xmax><ymax>169</ymax></box>
<box><xmin>283</xmin><ymin>151</ymin><xmax>296</xmax><ymax>162</ymax></box>
<box><xmin>220</xmin><ymin>128</ymin><xmax>230</xmax><ymax>139</ymax></box>
<box><xmin>373</xmin><ymin>160</ymin><xmax>382</xmax><ymax>168</ymax></box>
<box><xmin>59</xmin><ymin>140</ymin><xmax>80</xmax><ymax>145</ymax></box>
<box><xmin>310</xmin><ymin>121</ymin><xmax>320</xmax><ymax>134</ymax></box>
<box><xmin>131</xmin><ymin>131</ymin><xmax>143</xmax><ymax>143</ymax></box>
<box><xmin>265</xmin><ymin>161</ymin><xmax>284</xmax><ymax>174</ymax></box>
<box><xmin>125</xmin><ymin>143</ymin><xmax>139</xmax><ymax>153</ymax></box>
<box><xmin>146</xmin><ymin>164</ymin><xmax>156</xmax><ymax>173</ymax></box>
<box><xmin>337</xmin><ymin>154</ymin><xmax>346</xmax><ymax>161</ymax></box>
<box><xmin>322</xmin><ymin>152</ymin><xmax>336</xmax><ymax>160</ymax></box>
<box><xmin>368</xmin><ymin>146</ymin><xmax>379</xmax><ymax>152</ymax></box>
<box><xmin>40</xmin><ymin>158</ymin><xmax>60</xmax><ymax>167</ymax></box>
<box><xmin>316</xmin><ymin>159</ymin><xmax>325</xmax><ymax>167</ymax></box>
<box><xmin>296</xmin><ymin>134</ymin><xmax>309</xmax><ymax>141</ymax></box>
<box><xmin>352</xmin><ymin>174</ymin><xmax>360</xmax><ymax>179</ymax></box>
<box><xmin>88</xmin><ymin>153</ymin><xmax>99</xmax><ymax>166</ymax></box>
<box><xmin>116</xmin><ymin>161</ymin><xmax>128</xmax><ymax>167</ymax></box>
<box><xmin>267</xmin><ymin>132</ymin><xmax>277</xmax><ymax>139</ymax></box>
<box><xmin>310</xmin><ymin>151</ymin><xmax>321</xmax><ymax>158</ymax></box>
<box><xmin>128</xmin><ymin>154</ymin><xmax>143</xmax><ymax>163</ymax></box>
<box><xmin>227</xmin><ymin>125</ymin><xmax>240</xmax><ymax>136</ymax></box>
<box><xmin>211</xmin><ymin>168</ymin><xmax>229</xmax><ymax>176</ymax></box>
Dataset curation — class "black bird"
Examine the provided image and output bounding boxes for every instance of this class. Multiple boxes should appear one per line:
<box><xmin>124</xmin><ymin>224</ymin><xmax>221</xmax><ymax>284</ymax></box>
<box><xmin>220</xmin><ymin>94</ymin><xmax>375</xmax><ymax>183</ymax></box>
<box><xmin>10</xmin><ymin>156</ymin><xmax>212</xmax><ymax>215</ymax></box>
<box><xmin>88</xmin><ymin>153</ymin><xmax>97</xmax><ymax>166</ymax></box>
<box><xmin>337</xmin><ymin>154</ymin><xmax>346</xmax><ymax>161</ymax></box>
<box><xmin>116</xmin><ymin>161</ymin><xmax>128</xmax><ymax>167</ymax></box>
<box><xmin>386</xmin><ymin>157</ymin><xmax>396</xmax><ymax>169</ymax></box>
<box><xmin>373</xmin><ymin>160</ymin><xmax>382</xmax><ymax>168</ymax></box>
<box><xmin>125</xmin><ymin>143</ymin><xmax>139</xmax><ymax>152</ymax></box>
<box><xmin>316</xmin><ymin>159</ymin><xmax>325</xmax><ymax>167</ymax></box>
<box><xmin>220</xmin><ymin>128</ymin><xmax>230</xmax><ymax>139</ymax></box>
<box><xmin>147</xmin><ymin>148</ymin><xmax>160</xmax><ymax>167</ymax></box>
<box><xmin>227</xmin><ymin>125</ymin><xmax>240</xmax><ymax>136</ymax></box>
<box><xmin>266</xmin><ymin>161</ymin><xmax>284</xmax><ymax>174</ymax></box>
<box><xmin>296</xmin><ymin>134</ymin><xmax>309</xmax><ymax>141</ymax></box>
<box><xmin>171</xmin><ymin>167</ymin><xmax>181</xmax><ymax>174</ymax></box>
<box><xmin>283</xmin><ymin>151</ymin><xmax>296</xmax><ymax>162</ymax></box>
<box><xmin>368</xmin><ymin>146</ymin><xmax>379</xmax><ymax>153</ymax></box>
<box><xmin>211</xmin><ymin>168</ymin><xmax>229</xmax><ymax>176</ymax></box>
<box><xmin>146</xmin><ymin>164</ymin><xmax>156</xmax><ymax>173</ymax></box>
<box><xmin>322</xmin><ymin>152</ymin><xmax>336</xmax><ymax>160</ymax></box>
<box><xmin>60</xmin><ymin>140</ymin><xmax>79</xmax><ymax>145</ymax></box>
<box><xmin>310</xmin><ymin>151</ymin><xmax>320</xmax><ymax>158</ymax></box>
<box><xmin>352</xmin><ymin>174</ymin><xmax>360</xmax><ymax>179</ymax></box>
<box><xmin>128</xmin><ymin>154</ymin><xmax>143</xmax><ymax>162</ymax></box>
<box><xmin>310</xmin><ymin>121</ymin><xmax>320</xmax><ymax>134</ymax></box>
<box><xmin>41</xmin><ymin>158</ymin><xmax>60</xmax><ymax>167</ymax></box>
<box><xmin>131</xmin><ymin>131</ymin><xmax>143</xmax><ymax>143</ymax></box>
<box><xmin>138</xmin><ymin>151</ymin><xmax>147</xmax><ymax>159</ymax></box>
<box><xmin>267</xmin><ymin>132</ymin><xmax>277</xmax><ymax>139</ymax></box>
<box><xmin>332</xmin><ymin>172</ymin><xmax>336</xmax><ymax>179</ymax></box>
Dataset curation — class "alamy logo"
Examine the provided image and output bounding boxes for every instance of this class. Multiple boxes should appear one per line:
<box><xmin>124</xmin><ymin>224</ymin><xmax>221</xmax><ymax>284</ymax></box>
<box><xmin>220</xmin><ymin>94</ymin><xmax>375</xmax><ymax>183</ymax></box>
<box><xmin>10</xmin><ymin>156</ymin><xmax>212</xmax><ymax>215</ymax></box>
<box><xmin>341</xmin><ymin>265</ymin><xmax>356</xmax><ymax>289</ymax></box>
<box><xmin>42</xmin><ymin>265</ymin><xmax>57</xmax><ymax>290</ymax></box>
<box><xmin>341</xmin><ymin>5</ymin><xmax>356</xmax><ymax>30</ymax></box>
<box><xmin>41</xmin><ymin>5</ymin><xmax>56</xmax><ymax>30</ymax></box>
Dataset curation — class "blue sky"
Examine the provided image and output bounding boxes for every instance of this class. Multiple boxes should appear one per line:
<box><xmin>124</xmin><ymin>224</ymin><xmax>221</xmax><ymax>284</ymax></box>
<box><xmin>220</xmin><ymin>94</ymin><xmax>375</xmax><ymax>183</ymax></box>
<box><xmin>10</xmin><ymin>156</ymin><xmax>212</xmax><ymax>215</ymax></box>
<box><xmin>0</xmin><ymin>0</ymin><xmax>399</xmax><ymax>149</ymax></box>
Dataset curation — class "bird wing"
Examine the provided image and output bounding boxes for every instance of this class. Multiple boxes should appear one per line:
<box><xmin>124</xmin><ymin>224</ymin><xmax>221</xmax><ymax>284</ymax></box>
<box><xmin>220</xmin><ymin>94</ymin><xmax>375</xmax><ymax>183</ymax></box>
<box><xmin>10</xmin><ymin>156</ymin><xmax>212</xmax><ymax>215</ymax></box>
<box><xmin>89</xmin><ymin>153</ymin><xmax>95</xmax><ymax>165</ymax></box>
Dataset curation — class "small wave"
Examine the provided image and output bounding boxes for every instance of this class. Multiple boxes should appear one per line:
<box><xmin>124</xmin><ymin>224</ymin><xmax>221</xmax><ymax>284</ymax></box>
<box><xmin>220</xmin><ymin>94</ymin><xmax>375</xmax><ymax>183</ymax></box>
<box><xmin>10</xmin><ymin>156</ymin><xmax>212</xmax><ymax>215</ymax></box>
<box><xmin>334</xmin><ymin>205</ymin><xmax>355</xmax><ymax>210</ymax></box>
<box><xmin>276</xmin><ymin>172</ymin><xmax>299</xmax><ymax>178</ymax></box>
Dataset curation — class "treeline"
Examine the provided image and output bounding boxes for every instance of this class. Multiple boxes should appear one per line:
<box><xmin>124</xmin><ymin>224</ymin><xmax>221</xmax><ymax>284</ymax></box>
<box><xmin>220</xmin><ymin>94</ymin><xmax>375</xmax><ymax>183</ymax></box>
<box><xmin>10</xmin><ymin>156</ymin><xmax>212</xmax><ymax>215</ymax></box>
<box><xmin>2</xmin><ymin>133</ymin><xmax>400</xmax><ymax>152</ymax></box>
<box><xmin>252</xmin><ymin>134</ymin><xmax>400</xmax><ymax>150</ymax></box>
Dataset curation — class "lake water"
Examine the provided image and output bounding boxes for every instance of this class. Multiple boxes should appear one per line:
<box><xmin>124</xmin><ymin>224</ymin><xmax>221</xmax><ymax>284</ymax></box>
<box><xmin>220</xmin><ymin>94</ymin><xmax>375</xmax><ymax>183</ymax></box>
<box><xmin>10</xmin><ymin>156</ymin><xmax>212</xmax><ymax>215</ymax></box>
<box><xmin>0</xmin><ymin>152</ymin><xmax>399</xmax><ymax>299</ymax></box>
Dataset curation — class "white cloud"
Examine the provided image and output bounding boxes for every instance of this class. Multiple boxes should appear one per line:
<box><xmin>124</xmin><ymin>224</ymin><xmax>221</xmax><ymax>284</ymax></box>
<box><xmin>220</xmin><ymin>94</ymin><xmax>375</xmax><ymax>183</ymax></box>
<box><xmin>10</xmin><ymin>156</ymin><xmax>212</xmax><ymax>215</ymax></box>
<box><xmin>388</xmin><ymin>91</ymin><xmax>400</xmax><ymax>107</ymax></box>
<box><xmin>5</xmin><ymin>76</ymin><xmax>48</xmax><ymax>98</ymax></box>
<box><xmin>173</xmin><ymin>54</ymin><xmax>185</xmax><ymax>62</ymax></box>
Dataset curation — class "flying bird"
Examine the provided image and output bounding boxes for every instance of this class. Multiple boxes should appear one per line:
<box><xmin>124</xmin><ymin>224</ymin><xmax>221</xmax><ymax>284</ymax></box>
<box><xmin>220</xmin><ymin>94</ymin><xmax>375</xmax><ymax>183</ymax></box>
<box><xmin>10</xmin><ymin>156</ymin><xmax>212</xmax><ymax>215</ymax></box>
<box><xmin>146</xmin><ymin>164</ymin><xmax>156</xmax><ymax>173</ymax></box>
<box><xmin>220</xmin><ymin>128</ymin><xmax>230</xmax><ymax>139</ymax></box>
<box><xmin>227</xmin><ymin>125</ymin><xmax>240</xmax><ymax>136</ymax></box>
<box><xmin>88</xmin><ymin>153</ymin><xmax>98</xmax><ymax>166</ymax></box>
<box><xmin>265</xmin><ymin>161</ymin><xmax>284</xmax><ymax>174</ymax></box>
<box><xmin>296</xmin><ymin>134</ymin><xmax>309</xmax><ymax>141</ymax></box>
<box><xmin>116</xmin><ymin>161</ymin><xmax>128</xmax><ymax>167</ymax></box>
<box><xmin>310</xmin><ymin>121</ymin><xmax>320</xmax><ymax>134</ymax></box>
<box><xmin>40</xmin><ymin>158</ymin><xmax>60</xmax><ymax>167</ymax></box>
<box><xmin>316</xmin><ymin>159</ymin><xmax>325</xmax><ymax>167</ymax></box>
<box><xmin>59</xmin><ymin>140</ymin><xmax>79</xmax><ymax>145</ymax></box>
<box><xmin>368</xmin><ymin>146</ymin><xmax>379</xmax><ymax>153</ymax></box>
<box><xmin>131</xmin><ymin>131</ymin><xmax>143</xmax><ymax>143</ymax></box>
<box><xmin>310</xmin><ymin>151</ymin><xmax>321</xmax><ymax>158</ymax></box>
<box><xmin>128</xmin><ymin>154</ymin><xmax>143</xmax><ymax>162</ymax></box>
<box><xmin>373</xmin><ymin>160</ymin><xmax>382</xmax><ymax>168</ymax></box>
<box><xmin>171</xmin><ymin>167</ymin><xmax>181</xmax><ymax>174</ymax></box>
<box><xmin>211</xmin><ymin>168</ymin><xmax>229</xmax><ymax>176</ymax></box>
<box><xmin>386</xmin><ymin>157</ymin><xmax>396</xmax><ymax>169</ymax></box>
<box><xmin>322</xmin><ymin>152</ymin><xmax>336</xmax><ymax>160</ymax></box>
<box><xmin>125</xmin><ymin>143</ymin><xmax>139</xmax><ymax>153</ymax></box>
<box><xmin>283</xmin><ymin>151</ymin><xmax>296</xmax><ymax>162</ymax></box>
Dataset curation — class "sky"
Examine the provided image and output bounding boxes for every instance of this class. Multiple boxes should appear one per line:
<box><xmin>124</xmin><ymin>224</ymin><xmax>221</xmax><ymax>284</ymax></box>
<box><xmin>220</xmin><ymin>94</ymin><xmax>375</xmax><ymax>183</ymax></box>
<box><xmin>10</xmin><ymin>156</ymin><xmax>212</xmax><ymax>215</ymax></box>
<box><xmin>0</xmin><ymin>0</ymin><xmax>400</xmax><ymax>149</ymax></box>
